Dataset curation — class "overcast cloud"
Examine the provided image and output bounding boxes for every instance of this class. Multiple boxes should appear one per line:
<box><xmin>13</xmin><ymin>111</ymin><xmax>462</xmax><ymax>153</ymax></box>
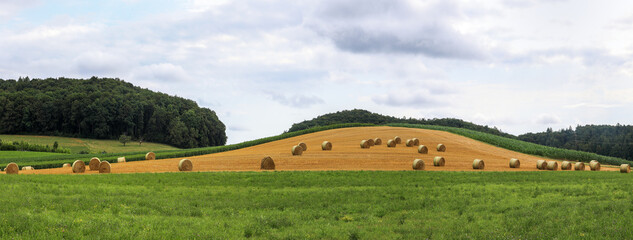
<box><xmin>1</xmin><ymin>0</ymin><xmax>633</xmax><ymax>143</ymax></box>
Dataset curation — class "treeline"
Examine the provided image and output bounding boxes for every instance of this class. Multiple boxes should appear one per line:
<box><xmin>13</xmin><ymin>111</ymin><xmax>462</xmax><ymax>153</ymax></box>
<box><xmin>518</xmin><ymin>125</ymin><xmax>633</xmax><ymax>161</ymax></box>
<box><xmin>287</xmin><ymin>109</ymin><xmax>515</xmax><ymax>139</ymax></box>
<box><xmin>0</xmin><ymin>77</ymin><xmax>226</xmax><ymax>148</ymax></box>
<box><xmin>0</xmin><ymin>139</ymin><xmax>70</xmax><ymax>153</ymax></box>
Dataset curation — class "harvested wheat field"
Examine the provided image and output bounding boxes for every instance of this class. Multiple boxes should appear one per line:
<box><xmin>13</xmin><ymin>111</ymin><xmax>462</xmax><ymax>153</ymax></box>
<box><xmin>23</xmin><ymin>126</ymin><xmax>617</xmax><ymax>174</ymax></box>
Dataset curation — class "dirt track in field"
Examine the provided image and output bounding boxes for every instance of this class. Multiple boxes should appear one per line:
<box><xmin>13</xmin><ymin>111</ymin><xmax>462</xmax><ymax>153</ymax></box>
<box><xmin>15</xmin><ymin>126</ymin><xmax>617</xmax><ymax>174</ymax></box>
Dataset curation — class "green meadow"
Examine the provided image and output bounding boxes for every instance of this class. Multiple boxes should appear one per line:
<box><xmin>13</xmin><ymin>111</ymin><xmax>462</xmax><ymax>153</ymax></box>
<box><xmin>1</xmin><ymin>171</ymin><xmax>632</xmax><ymax>239</ymax></box>
<box><xmin>0</xmin><ymin>134</ymin><xmax>178</xmax><ymax>154</ymax></box>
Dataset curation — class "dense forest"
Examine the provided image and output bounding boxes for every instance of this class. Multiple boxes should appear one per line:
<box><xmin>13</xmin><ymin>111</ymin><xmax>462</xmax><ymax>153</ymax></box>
<box><xmin>0</xmin><ymin>77</ymin><xmax>226</xmax><ymax>148</ymax></box>
<box><xmin>288</xmin><ymin>109</ymin><xmax>515</xmax><ymax>139</ymax></box>
<box><xmin>518</xmin><ymin>125</ymin><xmax>633</xmax><ymax>161</ymax></box>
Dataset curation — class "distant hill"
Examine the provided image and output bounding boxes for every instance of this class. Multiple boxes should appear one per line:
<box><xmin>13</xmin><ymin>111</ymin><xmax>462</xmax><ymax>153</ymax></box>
<box><xmin>0</xmin><ymin>77</ymin><xmax>226</xmax><ymax>148</ymax></box>
<box><xmin>288</xmin><ymin>109</ymin><xmax>515</xmax><ymax>139</ymax></box>
<box><xmin>518</xmin><ymin>124</ymin><xmax>633</xmax><ymax>161</ymax></box>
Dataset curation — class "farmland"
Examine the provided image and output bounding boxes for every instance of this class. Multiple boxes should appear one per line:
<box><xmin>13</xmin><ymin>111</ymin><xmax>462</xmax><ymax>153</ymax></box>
<box><xmin>1</xmin><ymin>171</ymin><xmax>632</xmax><ymax>239</ymax></box>
<box><xmin>0</xmin><ymin>134</ymin><xmax>178</xmax><ymax>154</ymax></box>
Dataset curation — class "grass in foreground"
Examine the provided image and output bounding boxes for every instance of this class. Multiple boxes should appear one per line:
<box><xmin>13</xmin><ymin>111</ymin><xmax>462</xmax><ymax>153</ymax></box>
<box><xmin>0</xmin><ymin>134</ymin><xmax>178</xmax><ymax>154</ymax></box>
<box><xmin>1</xmin><ymin>171</ymin><xmax>632</xmax><ymax>239</ymax></box>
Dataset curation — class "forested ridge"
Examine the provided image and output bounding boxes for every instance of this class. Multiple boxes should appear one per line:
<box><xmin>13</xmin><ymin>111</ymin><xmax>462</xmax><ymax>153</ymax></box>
<box><xmin>518</xmin><ymin>125</ymin><xmax>633</xmax><ymax>161</ymax></box>
<box><xmin>288</xmin><ymin>109</ymin><xmax>515</xmax><ymax>139</ymax></box>
<box><xmin>0</xmin><ymin>77</ymin><xmax>226</xmax><ymax>148</ymax></box>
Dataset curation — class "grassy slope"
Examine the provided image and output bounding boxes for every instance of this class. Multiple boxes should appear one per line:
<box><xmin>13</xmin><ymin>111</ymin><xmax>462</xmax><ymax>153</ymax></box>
<box><xmin>1</xmin><ymin>171</ymin><xmax>632</xmax><ymax>239</ymax></box>
<box><xmin>0</xmin><ymin>134</ymin><xmax>178</xmax><ymax>154</ymax></box>
<box><xmin>0</xmin><ymin>151</ymin><xmax>65</xmax><ymax>161</ymax></box>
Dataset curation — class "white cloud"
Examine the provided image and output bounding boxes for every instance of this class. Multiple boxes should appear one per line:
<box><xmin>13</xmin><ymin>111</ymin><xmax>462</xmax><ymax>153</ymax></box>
<box><xmin>535</xmin><ymin>114</ymin><xmax>562</xmax><ymax>125</ymax></box>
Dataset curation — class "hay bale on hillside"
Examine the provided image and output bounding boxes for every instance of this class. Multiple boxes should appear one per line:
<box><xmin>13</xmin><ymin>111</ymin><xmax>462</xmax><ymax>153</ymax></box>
<box><xmin>412</xmin><ymin>159</ymin><xmax>425</xmax><ymax>170</ymax></box>
<box><xmin>387</xmin><ymin>139</ymin><xmax>396</xmax><ymax>148</ymax></box>
<box><xmin>21</xmin><ymin>166</ymin><xmax>34</xmax><ymax>171</ymax></box>
<box><xmin>366</xmin><ymin>139</ymin><xmax>375</xmax><ymax>146</ymax></box>
<box><xmin>509</xmin><ymin>158</ymin><xmax>520</xmax><ymax>168</ymax></box>
<box><xmin>433</xmin><ymin>156</ymin><xmax>445</xmax><ymax>167</ymax></box>
<box><xmin>418</xmin><ymin>145</ymin><xmax>428</xmax><ymax>154</ymax></box>
<box><xmin>473</xmin><ymin>159</ymin><xmax>485</xmax><ymax>170</ymax></box>
<box><xmin>178</xmin><ymin>159</ymin><xmax>193</xmax><ymax>171</ymax></box>
<box><xmin>536</xmin><ymin>160</ymin><xmax>547</xmax><ymax>170</ymax></box>
<box><xmin>589</xmin><ymin>160</ymin><xmax>600</xmax><ymax>171</ymax></box>
<box><xmin>145</xmin><ymin>152</ymin><xmax>156</xmax><ymax>160</ymax></box>
<box><xmin>360</xmin><ymin>140</ymin><xmax>370</xmax><ymax>149</ymax></box>
<box><xmin>72</xmin><ymin>160</ymin><xmax>85</xmax><ymax>173</ymax></box>
<box><xmin>261</xmin><ymin>156</ymin><xmax>275</xmax><ymax>170</ymax></box>
<box><xmin>561</xmin><ymin>161</ymin><xmax>572</xmax><ymax>170</ymax></box>
<box><xmin>405</xmin><ymin>139</ymin><xmax>414</xmax><ymax>147</ymax></box>
<box><xmin>546</xmin><ymin>161</ymin><xmax>558</xmax><ymax>170</ymax></box>
<box><xmin>89</xmin><ymin>157</ymin><xmax>101</xmax><ymax>171</ymax></box>
<box><xmin>117</xmin><ymin>157</ymin><xmax>126</xmax><ymax>163</ymax></box>
<box><xmin>63</xmin><ymin>163</ymin><xmax>71</xmax><ymax>168</ymax></box>
<box><xmin>437</xmin><ymin>144</ymin><xmax>446</xmax><ymax>152</ymax></box>
<box><xmin>5</xmin><ymin>163</ymin><xmax>18</xmax><ymax>174</ymax></box>
<box><xmin>620</xmin><ymin>164</ymin><xmax>630</xmax><ymax>173</ymax></box>
<box><xmin>574</xmin><ymin>162</ymin><xmax>585</xmax><ymax>171</ymax></box>
<box><xmin>99</xmin><ymin>161</ymin><xmax>111</xmax><ymax>174</ymax></box>
<box><xmin>394</xmin><ymin>136</ymin><xmax>402</xmax><ymax>144</ymax></box>
<box><xmin>298</xmin><ymin>142</ymin><xmax>307</xmax><ymax>151</ymax></box>
<box><xmin>292</xmin><ymin>145</ymin><xmax>304</xmax><ymax>155</ymax></box>
<box><xmin>321</xmin><ymin>141</ymin><xmax>332</xmax><ymax>150</ymax></box>
<box><xmin>412</xmin><ymin>138</ymin><xmax>420</xmax><ymax>146</ymax></box>
<box><xmin>374</xmin><ymin>138</ymin><xmax>382</xmax><ymax>145</ymax></box>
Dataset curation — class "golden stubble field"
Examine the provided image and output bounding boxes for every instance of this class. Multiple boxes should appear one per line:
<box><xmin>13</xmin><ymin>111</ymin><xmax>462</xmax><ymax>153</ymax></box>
<box><xmin>20</xmin><ymin>126</ymin><xmax>617</xmax><ymax>174</ymax></box>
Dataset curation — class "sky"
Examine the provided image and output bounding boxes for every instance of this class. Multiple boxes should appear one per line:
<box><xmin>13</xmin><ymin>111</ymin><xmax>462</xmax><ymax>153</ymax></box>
<box><xmin>1</xmin><ymin>0</ymin><xmax>633</xmax><ymax>144</ymax></box>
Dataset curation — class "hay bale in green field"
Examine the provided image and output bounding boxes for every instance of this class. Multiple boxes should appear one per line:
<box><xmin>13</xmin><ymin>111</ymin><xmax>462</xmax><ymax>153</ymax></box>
<box><xmin>21</xmin><ymin>166</ymin><xmax>34</xmax><ymax>171</ymax></box>
<box><xmin>574</xmin><ymin>162</ymin><xmax>585</xmax><ymax>171</ymax></box>
<box><xmin>412</xmin><ymin>138</ymin><xmax>420</xmax><ymax>146</ymax></box>
<box><xmin>437</xmin><ymin>144</ymin><xmax>446</xmax><ymax>152</ymax></box>
<box><xmin>418</xmin><ymin>145</ymin><xmax>428</xmax><ymax>154</ymax></box>
<box><xmin>412</xmin><ymin>159</ymin><xmax>425</xmax><ymax>170</ymax></box>
<box><xmin>546</xmin><ymin>161</ymin><xmax>558</xmax><ymax>170</ymax></box>
<box><xmin>292</xmin><ymin>145</ymin><xmax>304</xmax><ymax>155</ymax></box>
<box><xmin>561</xmin><ymin>161</ymin><xmax>572</xmax><ymax>170</ymax></box>
<box><xmin>117</xmin><ymin>157</ymin><xmax>126</xmax><ymax>163</ymax></box>
<box><xmin>374</xmin><ymin>138</ymin><xmax>382</xmax><ymax>145</ymax></box>
<box><xmin>394</xmin><ymin>136</ymin><xmax>402</xmax><ymax>144</ymax></box>
<box><xmin>145</xmin><ymin>152</ymin><xmax>156</xmax><ymax>160</ymax></box>
<box><xmin>589</xmin><ymin>160</ymin><xmax>600</xmax><ymax>171</ymax></box>
<box><xmin>5</xmin><ymin>163</ymin><xmax>18</xmax><ymax>174</ymax></box>
<box><xmin>405</xmin><ymin>139</ymin><xmax>414</xmax><ymax>147</ymax></box>
<box><xmin>387</xmin><ymin>139</ymin><xmax>396</xmax><ymax>148</ymax></box>
<box><xmin>536</xmin><ymin>160</ymin><xmax>547</xmax><ymax>170</ymax></box>
<box><xmin>89</xmin><ymin>157</ymin><xmax>101</xmax><ymax>171</ymax></box>
<box><xmin>178</xmin><ymin>159</ymin><xmax>193</xmax><ymax>171</ymax></box>
<box><xmin>433</xmin><ymin>156</ymin><xmax>445</xmax><ymax>167</ymax></box>
<box><xmin>360</xmin><ymin>140</ymin><xmax>370</xmax><ymax>149</ymax></box>
<box><xmin>321</xmin><ymin>141</ymin><xmax>332</xmax><ymax>150</ymax></box>
<box><xmin>72</xmin><ymin>160</ymin><xmax>85</xmax><ymax>173</ymax></box>
<box><xmin>99</xmin><ymin>161</ymin><xmax>111</xmax><ymax>174</ymax></box>
<box><xmin>473</xmin><ymin>159</ymin><xmax>485</xmax><ymax>170</ymax></box>
<box><xmin>62</xmin><ymin>163</ymin><xmax>71</xmax><ymax>168</ymax></box>
<box><xmin>298</xmin><ymin>142</ymin><xmax>307</xmax><ymax>151</ymax></box>
<box><xmin>620</xmin><ymin>164</ymin><xmax>630</xmax><ymax>173</ymax></box>
<box><xmin>366</xmin><ymin>138</ymin><xmax>375</xmax><ymax>146</ymax></box>
<box><xmin>509</xmin><ymin>158</ymin><xmax>520</xmax><ymax>168</ymax></box>
<box><xmin>261</xmin><ymin>156</ymin><xmax>275</xmax><ymax>170</ymax></box>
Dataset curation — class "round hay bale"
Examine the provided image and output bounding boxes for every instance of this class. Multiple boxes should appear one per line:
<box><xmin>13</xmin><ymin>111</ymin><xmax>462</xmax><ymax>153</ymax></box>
<box><xmin>405</xmin><ymin>139</ymin><xmax>414</xmax><ymax>147</ymax></box>
<box><xmin>360</xmin><ymin>140</ymin><xmax>370</xmax><ymax>149</ymax></box>
<box><xmin>574</xmin><ymin>162</ymin><xmax>585</xmax><ymax>171</ymax></box>
<box><xmin>298</xmin><ymin>142</ymin><xmax>307</xmax><ymax>151</ymax></box>
<box><xmin>418</xmin><ymin>145</ymin><xmax>428</xmax><ymax>154</ymax></box>
<box><xmin>117</xmin><ymin>157</ymin><xmax>126</xmax><ymax>163</ymax></box>
<box><xmin>433</xmin><ymin>156</ymin><xmax>445</xmax><ymax>167</ymax></box>
<box><xmin>99</xmin><ymin>161</ymin><xmax>111</xmax><ymax>174</ymax></box>
<box><xmin>589</xmin><ymin>160</ymin><xmax>601</xmax><ymax>171</ymax></box>
<box><xmin>536</xmin><ymin>160</ymin><xmax>547</xmax><ymax>170</ymax></box>
<box><xmin>89</xmin><ymin>157</ymin><xmax>101</xmax><ymax>171</ymax></box>
<box><xmin>374</xmin><ymin>138</ymin><xmax>382</xmax><ymax>145</ymax></box>
<box><xmin>261</xmin><ymin>156</ymin><xmax>275</xmax><ymax>170</ymax></box>
<box><xmin>321</xmin><ymin>141</ymin><xmax>332</xmax><ymax>151</ymax></box>
<box><xmin>560</xmin><ymin>161</ymin><xmax>572</xmax><ymax>170</ymax></box>
<box><xmin>394</xmin><ymin>136</ymin><xmax>402</xmax><ymax>144</ymax></box>
<box><xmin>145</xmin><ymin>152</ymin><xmax>156</xmax><ymax>160</ymax></box>
<box><xmin>62</xmin><ymin>163</ymin><xmax>71</xmax><ymax>168</ymax></box>
<box><xmin>292</xmin><ymin>145</ymin><xmax>304</xmax><ymax>155</ymax></box>
<box><xmin>366</xmin><ymin>138</ymin><xmax>375</xmax><ymax>146</ymax></box>
<box><xmin>412</xmin><ymin>159</ymin><xmax>425</xmax><ymax>170</ymax></box>
<box><xmin>437</xmin><ymin>144</ymin><xmax>446</xmax><ymax>152</ymax></box>
<box><xmin>178</xmin><ymin>159</ymin><xmax>193</xmax><ymax>171</ymax></box>
<box><xmin>72</xmin><ymin>160</ymin><xmax>85</xmax><ymax>173</ymax></box>
<box><xmin>620</xmin><ymin>164</ymin><xmax>630</xmax><ymax>173</ymax></box>
<box><xmin>5</xmin><ymin>163</ymin><xmax>18</xmax><ymax>174</ymax></box>
<box><xmin>546</xmin><ymin>161</ymin><xmax>558</xmax><ymax>170</ymax></box>
<box><xmin>412</xmin><ymin>138</ymin><xmax>420</xmax><ymax>146</ymax></box>
<box><xmin>473</xmin><ymin>159</ymin><xmax>485</xmax><ymax>170</ymax></box>
<box><xmin>386</xmin><ymin>139</ymin><xmax>396</xmax><ymax>148</ymax></box>
<box><xmin>509</xmin><ymin>158</ymin><xmax>520</xmax><ymax>168</ymax></box>
<box><xmin>21</xmin><ymin>166</ymin><xmax>34</xmax><ymax>171</ymax></box>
